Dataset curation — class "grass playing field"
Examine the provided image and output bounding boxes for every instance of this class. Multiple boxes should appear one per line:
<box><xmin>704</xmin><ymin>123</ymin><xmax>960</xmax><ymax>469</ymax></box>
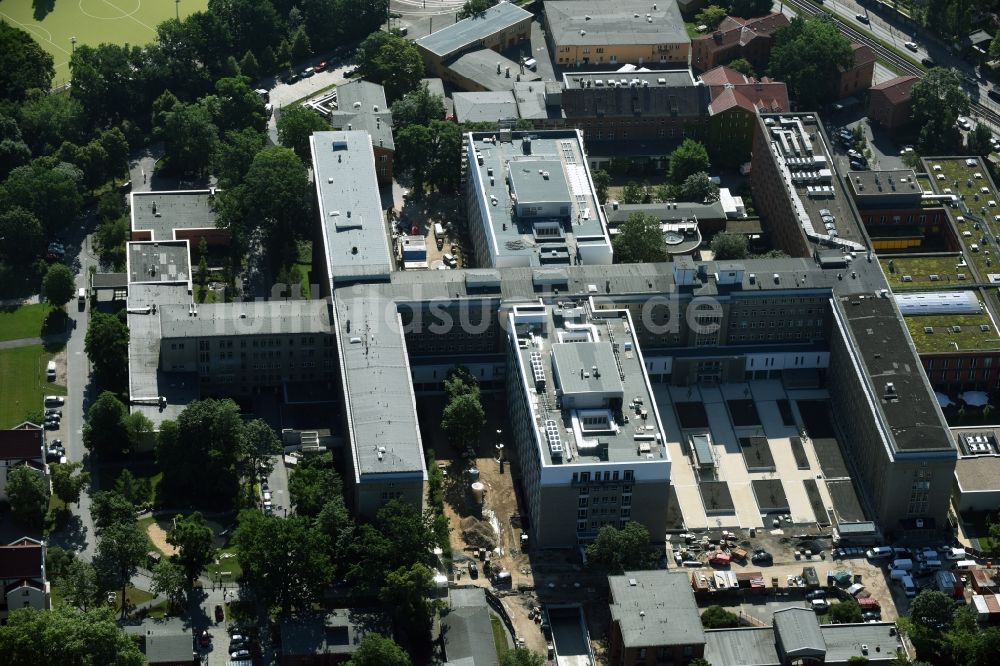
<box><xmin>1</xmin><ymin>0</ymin><xmax>209</xmax><ymax>84</ymax></box>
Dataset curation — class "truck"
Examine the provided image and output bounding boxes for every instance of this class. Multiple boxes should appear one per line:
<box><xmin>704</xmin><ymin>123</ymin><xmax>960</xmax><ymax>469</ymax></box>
<box><xmin>434</xmin><ymin>223</ymin><xmax>445</xmax><ymax>249</ymax></box>
<box><xmin>78</xmin><ymin>287</ymin><xmax>87</xmax><ymax>309</ymax></box>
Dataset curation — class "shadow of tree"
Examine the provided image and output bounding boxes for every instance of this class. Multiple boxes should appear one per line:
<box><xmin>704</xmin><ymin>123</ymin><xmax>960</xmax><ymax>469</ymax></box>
<box><xmin>32</xmin><ymin>0</ymin><xmax>56</xmax><ymax>21</ymax></box>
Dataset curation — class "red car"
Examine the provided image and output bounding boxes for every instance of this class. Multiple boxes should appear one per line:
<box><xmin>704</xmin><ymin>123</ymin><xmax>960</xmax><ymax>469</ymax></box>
<box><xmin>313</xmin><ymin>61</ymin><xmax>328</xmax><ymax>73</ymax></box>
<box><xmin>214</xmin><ymin>604</ymin><xmax>224</xmax><ymax>622</ymax></box>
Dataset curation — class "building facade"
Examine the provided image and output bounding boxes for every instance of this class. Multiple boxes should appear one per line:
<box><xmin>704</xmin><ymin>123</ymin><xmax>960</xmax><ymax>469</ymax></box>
<box><xmin>834</xmin><ymin>44</ymin><xmax>876</xmax><ymax>99</ymax></box>
<box><xmin>416</xmin><ymin>2</ymin><xmax>533</xmax><ymax>77</ymax></box>
<box><xmin>867</xmin><ymin>75</ymin><xmax>917</xmax><ymax>130</ymax></box>
<box><xmin>690</xmin><ymin>13</ymin><xmax>790</xmax><ymax>73</ymax></box>
<box><xmin>0</xmin><ymin>537</ymin><xmax>50</xmax><ymax>619</ymax></box>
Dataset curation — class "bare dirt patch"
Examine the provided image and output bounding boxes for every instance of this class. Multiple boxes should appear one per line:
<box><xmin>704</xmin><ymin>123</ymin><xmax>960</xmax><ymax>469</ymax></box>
<box><xmin>146</xmin><ymin>521</ymin><xmax>178</xmax><ymax>557</ymax></box>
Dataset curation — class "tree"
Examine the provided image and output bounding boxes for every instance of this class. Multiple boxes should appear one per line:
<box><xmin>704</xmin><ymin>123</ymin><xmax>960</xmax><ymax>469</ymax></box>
<box><xmin>90</xmin><ymin>491</ymin><xmax>136</xmax><ymax>533</ymax></box>
<box><xmin>42</xmin><ymin>264</ymin><xmax>75</xmax><ymax>307</ymax></box>
<box><xmin>239</xmin><ymin>50</ymin><xmax>260</xmax><ymax>79</ymax></box>
<box><xmin>679</xmin><ymin>172</ymin><xmax>720</xmax><ymax>203</ymax></box>
<box><xmin>233</xmin><ymin>511</ymin><xmax>332</xmax><ymax>615</ymax></box>
<box><xmin>701</xmin><ymin>605</ymin><xmax>740</xmax><ymax>628</ymax></box>
<box><xmin>50</xmin><ymin>462</ymin><xmax>90</xmax><ymax>506</ymax></box>
<box><xmin>123</xmin><ymin>412</ymin><xmax>154</xmax><ymax>454</ymax></box>
<box><xmin>829</xmin><ymin>599</ymin><xmax>863</xmax><ymax>624</ymax></box>
<box><xmin>93</xmin><ymin>521</ymin><xmax>147</xmax><ymax>619</ymax></box>
<box><xmin>380</xmin><ymin>563</ymin><xmax>437</xmax><ymax>656</ymax></box>
<box><xmin>592</xmin><ymin>169</ymin><xmax>612</xmax><ymax>204</ymax></box>
<box><xmin>95</xmin><ymin>215</ymin><xmax>129</xmax><ymax>269</ymax></box>
<box><xmin>84</xmin><ymin>313</ymin><xmax>129</xmax><ymax>392</ymax></box>
<box><xmin>613</xmin><ymin>212</ymin><xmax>667</xmax><ymax>264</ymax></box>
<box><xmin>0</xmin><ymin>606</ymin><xmax>146</xmax><ymax>666</ymax></box>
<box><xmin>392</xmin><ymin>83</ymin><xmax>446</xmax><ymax>128</ymax></box>
<box><xmin>0</xmin><ymin>23</ymin><xmax>55</xmax><ymax>101</ymax></box>
<box><xmin>730</xmin><ymin>0</ymin><xmax>774</xmax><ymax>17</ymax></box>
<box><xmin>82</xmin><ymin>391</ymin><xmax>129</xmax><ymax>457</ymax></box>
<box><xmin>710</xmin><ymin>232</ymin><xmax>750</xmax><ymax>260</ymax></box>
<box><xmin>290</xmin><ymin>456</ymin><xmax>344</xmax><ymax>517</ymax></box>
<box><xmin>727</xmin><ymin>58</ymin><xmax>756</xmax><ymax>77</ymax></box>
<box><xmin>98</xmin><ymin>128</ymin><xmax>129</xmax><ymax>181</ymax></box>
<box><xmin>17</xmin><ymin>92</ymin><xmax>86</xmax><ymax>156</ymax></box>
<box><xmin>290</xmin><ymin>26</ymin><xmax>313</xmax><ymax>62</ymax></box>
<box><xmin>911</xmin><ymin>68</ymin><xmax>969</xmax><ymax>155</ymax></box>
<box><xmin>500</xmin><ymin>649</ymin><xmax>547</xmax><ymax>666</ymax></box>
<box><xmin>150</xmin><ymin>559</ymin><xmax>187</xmax><ymax>608</ymax></box>
<box><xmin>0</xmin><ymin>207</ymin><xmax>44</xmax><ymax>264</ymax></box>
<box><xmin>0</xmin><ymin>160</ymin><xmax>83</xmax><ymax>236</ymax></box>
<box><xmin>157</xmin><ymin>399</ymin><xmax>244</xmax><ymax>507</ymax></box>
<box><xmin>669</xmin><ymin>139</ymin><xmax>712</xmax><ymax>185</ymax></box>
<box><xmin>621</xmin><ymin>181</ymin><xmax>648</xmax><ymax>204</ymax></box>
<box><xmin>585</xmin><ymin>521</ymin><xmax>651</xmax><ymax>573</ymax></box>
<box><xmin>847</xmin><ymin>657</ymin><xmax>870</xmax><ymax>665</ymax></box>
<box><xmin>276</xmin><ymin>107</ymin><xmax>329</xmax><ymax>163</ymax></box>
<box><xmin>395</xmin><ymin>123</ymin><xmax>433</xmax><ymax>189</ymax></box>
<box><xmin>154</xmin><ymin>96</ymin><xmax>219</xmax><ymax>176</ymax></box>
<box><xmin>967</xmin><ymin>124</ymin><xmax>993</xmax><ymax>157</ymax></box>
<box><xmin>442</xmin><ymin>392</ymin><xmax>485</xmax><ymax>454</ymax></box>
<box><xmin>458</xmin><ymin>0</ymin><xmax>497</xmax><ymax>19</ymax></box>
<box><xmin>347</xmin><ymin>633</ymin><xmax>411</xmax><ymax>666</ymax></box>
<box><xmin>444</xmin><ymin>365</ymin><xmax>479</xmax><ymax>401</ymax></box>
<box><xmin>113</xmin><ymin>469</ymin><xmax>149</xmax><ymax>506</ymax></box>
<box><xmin>909</xmin><ymin>590</ymin><xmax>955</xmax><ymax>628</ymax></box>
<box><xmin>768</xmin><ymin>17</ymin><xmax>854</xmax><ymax>110</ymax></box>
<box><xmin>356</xmin><ymin>32</ymin><xmax>423</xmax><ymax>102</ymax></box>
<box><xmin>213</xmin><ymin>127</ymin><xmax>267</xmax><ymax>188</ymax></box>
<box><xmin>425</xmin><ymin>120</ymin><xmax>463</xmax><ymax>193</ymax></box>
<box><xmin>374</xmin><ymin>501</ymin><xmax>438</xmax><ymax>570</ymax></box>
<box><xmin>0</xmin><ymin>114</ymin><xmax>31</xmax><ymax>180</ymax></box>
<box><xmin>240</xmin><ymin>145</ymin><xmax>310</xmax><ymax>235</ymax></box>
<box><xmin>7</xmin><ymin>465</ymin><xmax>48</xmax><ymax>530</ymax></box>
<box><xmin>211</xmin><ymin>75</ymin><xmax>267</xmax><ymax>133</ymax></box>
<box><xmin>61</xmin><ymin>559</ymin><xmax>100</xmax><ymax>611</ymax></box>
<box><xmin>695</xmin><ymin>5</ymin><xmax>728</xmax><ymax>29</ymax></box>
<box><xmin>239</xmin><ymin>419</ymin><xmax>281</xmax><ymax>493</ymax></box>
<box><xmin>167</xmin><ymin>512</ymin><xmax>215</xmax><ymax>584</ymax></box>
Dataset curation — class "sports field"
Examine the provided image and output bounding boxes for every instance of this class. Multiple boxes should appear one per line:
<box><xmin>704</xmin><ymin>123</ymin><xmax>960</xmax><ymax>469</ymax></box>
<box><xmin>1</xmin><ymin>0</ymin><xmax>208</xmax><ymax>84</ymax></box>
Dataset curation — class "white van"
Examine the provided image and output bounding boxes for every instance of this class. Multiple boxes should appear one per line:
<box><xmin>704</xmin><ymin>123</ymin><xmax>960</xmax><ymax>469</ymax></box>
<box><xmin>891</xmin><ymin>558</ymin><xmax>914</xmax><ymax>571</ymax></box>
<box><xmin>890</xmin><ymin>568</ymin><xmax>909</xmax><ymax>581</ymax></box>
<box><xmin>434</xmin><ymin>222</ymin><xmax>445</xmax><ymax>249</ymax></box>
<box><xmin>954</xmin><ymin>559</ymin><xmax>978</xmax><ymax>570</ymax></box>
<box><xmin>866</xmin><ymin>546</ymin><xmax>893</xmax><ymax>559</ymax></box>
<box><xmin>901</xmin><ymin>575</ymin><xmax>916</xmax><ymax>597</ymax></box>
<box><xmin>946</xmin><ymin>547</ymin><xmax>967</xmax><ymax>560</ymax></box>
<box><xmin>523</xmin><ymin>58</ymin><xmax>537</xmax><ymax>70</ymax></box>
<box><xmin>922</xmin><ymin>559</ymin><xmax>943</xmax><ymax>571</ymax></box>
<box><xmin>44</xmin><ymin>395</ymin><xmax>65</xmax><ymax>407</ymax></box>
<box><xmin>78</xmin><ymin>287</ymin><xmax>86</xmax><ymax>308</ymax></box>
<box><xmin>46</xmin><ymin>361</ymin><xmax>56</xmax><ymax>380</ymax></box>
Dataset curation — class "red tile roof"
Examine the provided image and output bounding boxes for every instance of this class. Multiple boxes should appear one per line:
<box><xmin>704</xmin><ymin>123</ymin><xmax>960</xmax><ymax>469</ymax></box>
<box><xmin>0</xmin><ymin>538</ymin><xmax>44</xmax><ymax>580</ymax></box>
<box><xmin>695</xmin><ymin>13</ymin><xmax>790</xmax><ymax>53</ymax></box>
<box><xmin>700</xmin><ymin>66</ymin><xmax>751</xmax><ymax>86</ymax></box>
<box><xmin>870</xmin><ymin>75</ymin><xmax>918</xmax><ymax>104</ymax></box>
<box><xmin>850</xmin><ymin>43</ymin><xmax>877</xmax><ymax>68</ymax></box>
<box><xmin>0</xmin><ymin>428</ymin><xmax>43</xmax><ymax>461</ymax></box>
<box><xmin>704</xmin><ymin>68</ymin><xmax>790</xmax><ymax>115</ymax></box>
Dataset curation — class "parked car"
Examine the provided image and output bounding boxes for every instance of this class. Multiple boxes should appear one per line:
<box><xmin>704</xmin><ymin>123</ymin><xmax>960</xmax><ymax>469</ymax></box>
<box><xmin>45</xmin><ymin>409</ymin><xmax>61</xmax><ymax>418</ymax></box>
<box><xmin>198</xmin><ymin>630</ymin><xmax>212</xmax><ymax>648</ymax></box>
<box><xmin>957</xmin><ymin>117</ymin><xmax>973</xmax><ymax>131</ymax></box>
<box><xmin>44</xmin><ymin>396</ymin><xmax>65</xmax><ymax>406</ymax></box>
<box><xmin>863</xmin><ymin>611</ymin><xmax>882</xmax><ymax>621</ymax></box>
<box><xmin>811</xmin><ymin>599</ymin><xmax>830</xmax><ymax>612</ymax></box>
<box><xmin>215</xmin><ymin>604</ymin><xmax>224</xmax><ymax>622</ymax></box>
<box><xmin>301</xmin><ymin>67</ymin><xmax>315</xmax><ymax>78</ymax></box>
<box><xmin>806</xmin><ymin>590</ymin><xmax>826</xmax><ymax>600</ymax></box>
<box><xmin>751</xmin><ymin>550</ymin><xmax>773</xmax><ymax>565</ymax></box>
<box><xmin>230</xmin><ymin>649</ymin><xmax>251</xmax><ymax>660</ymax></box>
<box><xmin>314</xmin><ymin>61</ymin><xmax>328</xmax><ymax>72</ymax></box>
<box><xmin>282</xmin><ymin>71</ymin><xmax>300</xmax><ymax>84</ymax></box>
<box><xmin>469</xmin><ymin>561</ymin><xmax>479</xmax><ymax>578</ymax></box>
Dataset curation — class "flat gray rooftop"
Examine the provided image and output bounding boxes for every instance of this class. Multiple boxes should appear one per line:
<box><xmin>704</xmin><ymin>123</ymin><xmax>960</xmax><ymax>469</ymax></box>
<box><xmin>159</xmin><ymin>300</ymin><xmax>331</xmax><ymax>339</ymax></box>
<box><xmin>453</xmin><ymin>91</ymin><xmax>519</xmax><ymax>124</ymax></box>
<box><xmin>510</xmin><ymin>302</ymin><xmax>668</xmax><ymax>466</ymax></box>
<box><xmin>467</xmin><ymin>129</ymin><xmax>611</xmax><ymax>265</ymax></box>
<box><xmin>445</xmin><ymin>49</ymin><xmax>541</xmax><ymax>92</ymax></box>
<box><xmin>126</xmin><ymin>282</ymin><xmax>197</xmax><ymax>426</ymax></box>
<box><xmin>329</xmin><ymin>80</ymin><xmax>394</xmax><ymax>151</ymax></box>
<box><xmin>131</xmin><ymin>191</ymin><xmax>218</xmax><ymax>241</ymax></box>
<box><xmin>543</xmin><ymin>0</ymin><xmax>688</xmax><ymax>46</ymax></box>
<box><xmin>759</xmin><ymin>113</ymin><xmax>869</xmax><ymax>253</ymax></box>
<box><xmin>609</xmin><ymin>571</ymin><xmax>705</xmax><ymax>648</ymax></box>
<box><xmin>606</xmin><ymin>201</ymin><xmax>727</xmax><ymax>225</ymax></box>
<box><xmin>416</xmin><ymin>2</ymin><xmax>532</xmax><ymax>58</ymax></box>
<box><xmin>821</xmin><ymin>623</ymin><xmax>902</xmax><ymax>663</ymax></box>
<box><xmin>705</xmin><ymin>628</ymin><xmax>779</xmax><ymax>666</ymax></box>
<box><xmin>565</xmin><ymin>70</ymin><xmax>694</xmax><ymax>88</ymax></box>
<box><xmin>127</xmin><ymin>241</ymin><xmax>190</xmax><ymax>284</ymax></box>
<box><xmin>837</xmin><ymin>294</ymin><xmax>956</xmax><ymax>453</ymax></box>
<box><xmin>846</xmin><ymin>169</ymin><xmax>920</xmax><ymax>199</ymax></box>
<box><xmin>333</xmin><ymin>287</ymin><xmax>425</xmax><ymax>479</ymax></box>
<box><xmin>311</xmin><ymin>131</ymin><xmax>393</xmax><ymax>285</ymax></box>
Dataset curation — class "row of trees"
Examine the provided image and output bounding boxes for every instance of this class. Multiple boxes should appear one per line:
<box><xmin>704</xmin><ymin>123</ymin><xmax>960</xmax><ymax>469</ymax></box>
<box><xmin>899</xmin><ymin>589</ymin><xmax>1000</xmax><ymax>665</ymax></box>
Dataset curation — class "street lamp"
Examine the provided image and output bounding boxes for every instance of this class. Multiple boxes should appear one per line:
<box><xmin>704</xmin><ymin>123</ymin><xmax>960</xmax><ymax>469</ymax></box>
<box><xmin>70</xmin><ymin>36</ymin><xmax>76</xmax><ymax>54</ymax></box>
<box><xmin>175</xmin><ymin>0</ymin><xmax>180</xmax><ymax>21</ymax></box>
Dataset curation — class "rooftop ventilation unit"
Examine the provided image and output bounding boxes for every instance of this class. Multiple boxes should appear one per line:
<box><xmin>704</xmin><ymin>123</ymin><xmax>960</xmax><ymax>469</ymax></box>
<box><xmin>530</xmin><ymin>351</ymin><xmax>546</xmax><ymax>387</ymax></box>
<box><xmin>924</xmin><ymin>327</ymin><xmax>934</xmax><ymax>334</ymax></box>
<box><xmin>545</xmin><ymin>420</ymin><xmax>563</xmax><ymax>455</ymax></box>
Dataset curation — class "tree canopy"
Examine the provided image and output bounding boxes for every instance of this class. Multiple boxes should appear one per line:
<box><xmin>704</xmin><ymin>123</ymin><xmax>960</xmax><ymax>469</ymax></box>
<box><xmin>356</xmin><ymin>32</ymin><xmax>424</xmax><ymax>102</ymax></box>
<box><xmin>42</xmin><ymin>264</ymin><xmax>76</xmax><ymax>307</ymax></box>
<box><xmin>83</xmin><ymin>391</ymin><xmax>130</xmax><ymax>458</ymax></box>
<box><xmin>701</xmin><ymin>604</ymin><xmax>740</xmax><ymax>628</ymax></box>
<box><xmin>84</xmin><ymin>313</ymin><xmax>129</xmax><ymax>392</ymax></box>
<box><xmin>167</xmin><ymin>512</ymin><xmax>216</xmax><ymax>583</ymax></box>
<box><xmin>0</xmin><ymin>23</ymin><xmax>54</xmax><ymax>102</ymax></box>
<box><xmin>669</xmin><ymin>139</ymin><xmax>711</xmax><ymax>185</ymax></box>
<box><xmin>709</xmin><ymin>232</ymin><xmax>750</xmax><ymax>260</ymax></box>
<box><xmin>911</xmin><ymin>68</ymin><xmax>969</xmax><ymax>155</ymax></box>
<box><xmin>347</xmin><ymin>633</ymin><xmax>412</xmax><ymax>666</ymax></box>
<box><xmin>613</xmin><ymin>212</ymin><xmax>667</xmax><ymax>264</ymax></box>
<box><xmin>828</xmin><ymin>599</ymin><xmax>863</xmax><ymax>624</ymax></box>
<box><xmin>0</xmin><ymin>606</ymin><xmax>145</xmax><ymax>666</ymax></box>
<box><xmin>51</xmin><ymin>462</ymin><xmax>90</xmax><ymax>506</ymax></box>
<box><xmin>768</xmin><ymin>17</ymin><xmax>854</xmax><ymax>110</ymax></box>
<box><xmin>7</xmin><ymin>465</ymin><xmax>48</xmax><ymax>530</ymax></box>
<box><xmin>289</xmin><ymin>455</ymin><xmax>344</xmax><ymax>517</ymax></box>
<box><xmin>0</xmin><ymin>160</ymin><xmax>83</xmax><ymax>236</ymax></box>
<box><xmin>500</xmin><ymin>649</ymin><xmax>547</xmax><ymax>666</ymax></box>
<box><xmin>585</xmin><ymin>521</ymin><xmax>651</xmax><ymax>573</ymax></box>
<box><xmin>392</xmin><ymin>83</ymin><xmax>446</xmax><ymax>128</ymax></box>
<box><xmin>679</xmin><ymin>172</ymin><xmax>720</xmax><ymax>203</ymax></box>
<box><xmin>277</xmin><ymin>106</ymin><xmax>329</xmax><ymax>163</ymax></box>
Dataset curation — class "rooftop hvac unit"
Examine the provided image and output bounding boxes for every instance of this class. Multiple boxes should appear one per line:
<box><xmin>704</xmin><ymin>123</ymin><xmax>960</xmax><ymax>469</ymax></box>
<box><xmin>530</xmin><ymin>351</ymin><xmax>546</xmax><ymax>386</ymax></box>
<box><xmin>545</xmin><ymin>420</ymin><xmax>563</xmax><ymax>455</ymax></box>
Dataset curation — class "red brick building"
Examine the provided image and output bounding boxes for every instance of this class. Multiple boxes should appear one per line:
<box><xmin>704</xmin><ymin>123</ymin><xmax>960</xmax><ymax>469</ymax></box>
<box><xmin>702</xmin><ymin>66</ymin><xmax>789</xmax><ymax>165</ymax></box>
<box><xmin>691</xmin><ymin>13</ymin><xmax>789</xmax><ymax>73</ymax></box>
<box><xmin>867</xmin><ymin>75</ymin><xmax>917</xmax><ymax>130</ymax></box>
<box><xmin>834</xmin><ymin>44</ymin><xmax>876</xmax><ymax>99</ymax></box>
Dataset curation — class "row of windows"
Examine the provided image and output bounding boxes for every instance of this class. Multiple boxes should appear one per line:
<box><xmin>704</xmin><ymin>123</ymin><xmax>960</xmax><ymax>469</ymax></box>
<box><xmin>573</xmin><ymin>470</ymin><xmax>634</xmax><ymax>484</ymax></box>
<box><xmin>927</xmin><ymin>357</ymin><xmax>993</xmax><ymax>370</ymax></box>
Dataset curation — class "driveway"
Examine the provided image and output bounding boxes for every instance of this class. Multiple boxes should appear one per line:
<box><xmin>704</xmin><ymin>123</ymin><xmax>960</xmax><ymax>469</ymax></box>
<box><xmin>267</xmin><ymin>62</ymin><xmax>354</xmax><ymax>110</ymax></box>
<box><xmin>264</xmin><ymin>455</ymin><xmax>291</xmax><ymax>518</ymax></box>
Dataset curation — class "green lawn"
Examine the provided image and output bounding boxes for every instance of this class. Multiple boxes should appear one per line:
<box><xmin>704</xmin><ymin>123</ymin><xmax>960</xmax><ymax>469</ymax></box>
<box><xmin>879</xmin><ymin>255</ymin><xmax>966</xmax><ymax>289</ymax></box>
<box><xmin>0</xmin><ymin>304</ymin><xmax>51</xmax><ymax>342</ymax></box>
<box><xmin>0</xmin><ymin>345</ymin><xmax>66</xmax><ymax>428</ymax></box>
<box><xmin>205</xmin><ymin>545</ymin><xmax>242</xmax><ymax>582</ymax></box>
<box><xmin>904</xmin><ymin>313</ymin><xmax>1000</xmax><ymax>353</ymax></box>
<box><xmin>926</xmin><ymin>158</ymin><xmax>1000</xmax><ymax>282</ymax></box>
<box><xmin>0</xmin><ymin>0</ymin><xmax>209</xmax><ymax>83</ymax></box>
<box><xmin>490</xmin><ymin>614</ymin><xmax>510</xmax><ymax>659</ymax></box>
